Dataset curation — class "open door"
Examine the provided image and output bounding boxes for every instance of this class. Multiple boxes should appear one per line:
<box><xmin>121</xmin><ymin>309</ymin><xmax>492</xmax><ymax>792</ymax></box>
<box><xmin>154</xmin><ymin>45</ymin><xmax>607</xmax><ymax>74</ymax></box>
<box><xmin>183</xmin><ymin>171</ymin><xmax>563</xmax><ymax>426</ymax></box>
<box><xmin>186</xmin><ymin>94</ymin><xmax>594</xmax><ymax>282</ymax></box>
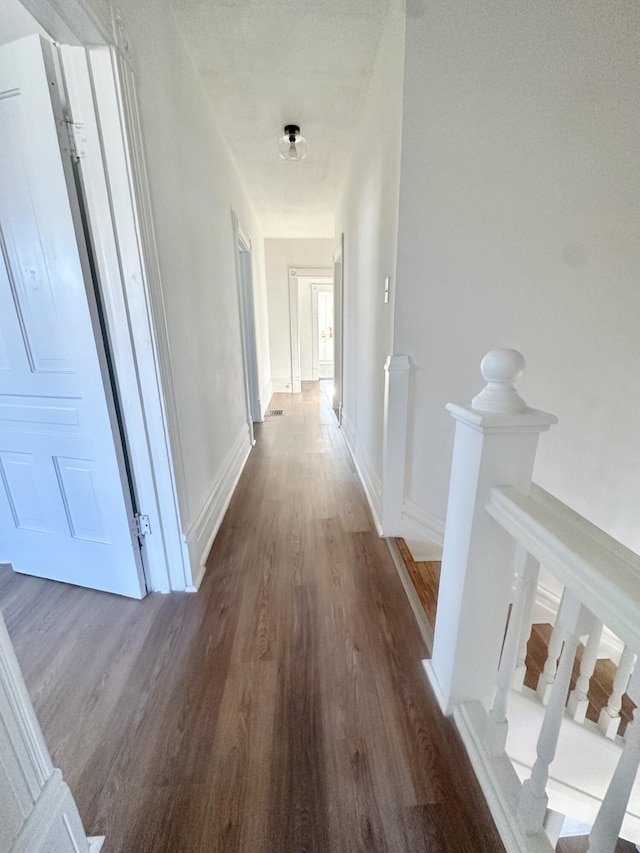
<box><xmin>233</xmin><ymin>214</ymin><xmax>261</xmax><ymax>442</ymax></box>
<box><xmin>0</xmin><ymin>35</ymin><xmax>146</xmax><ymax>598</ymax></box>
<box><xmin>332</xmin><ymin>234</ymin><xmax>344</xmax><ymax>423</ymax></box>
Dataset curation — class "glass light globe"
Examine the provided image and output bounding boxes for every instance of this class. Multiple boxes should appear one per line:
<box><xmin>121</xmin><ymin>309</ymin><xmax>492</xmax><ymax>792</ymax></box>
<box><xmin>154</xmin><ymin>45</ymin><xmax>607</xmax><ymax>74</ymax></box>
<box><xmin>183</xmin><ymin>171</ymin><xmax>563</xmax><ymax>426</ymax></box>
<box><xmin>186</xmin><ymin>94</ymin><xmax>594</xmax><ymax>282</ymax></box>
<box><xmin>278</xmin><ymin>126</ymin><xmax>307</xmax><ymax>161</ymax></box>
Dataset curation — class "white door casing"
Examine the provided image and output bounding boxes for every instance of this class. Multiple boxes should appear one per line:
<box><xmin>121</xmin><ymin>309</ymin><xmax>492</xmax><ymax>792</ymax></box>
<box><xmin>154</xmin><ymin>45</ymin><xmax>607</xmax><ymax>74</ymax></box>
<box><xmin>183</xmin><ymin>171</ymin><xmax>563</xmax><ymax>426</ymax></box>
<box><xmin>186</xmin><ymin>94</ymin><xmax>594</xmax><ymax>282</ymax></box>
<box><xmin>60</xmin><ymin>43</ymin><xmax>192</xmax><ymax>592</ymax></box>
<box><xmin>311</xmin><ymin>284</ymin><xmax>334</xmax><ymax>380</ymax></box>
<box><xmin>333</xmin><ymin>234</ymin><xmax>344</xmax><ymax>422</ymax></box>
<box><xmin>288</xmin><ymin>268</ymin><xmax>332</xmax><ymax>394</ymax></box>
<box><xmin>0</xmin><ymin>34</ymin><xmax>145</xmax><ymax>598</ymax></box>
<box><xmin>233</xmin><ymin>214</ymin><xmax>261</xmax><ymax>441</ymax></box>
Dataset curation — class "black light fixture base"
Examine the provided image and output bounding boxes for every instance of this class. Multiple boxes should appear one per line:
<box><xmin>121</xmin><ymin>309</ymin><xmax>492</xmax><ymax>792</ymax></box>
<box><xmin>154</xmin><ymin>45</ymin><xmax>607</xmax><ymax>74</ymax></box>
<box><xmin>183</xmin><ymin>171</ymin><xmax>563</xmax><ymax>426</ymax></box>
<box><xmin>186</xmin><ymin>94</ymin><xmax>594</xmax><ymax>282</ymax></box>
<box><xmin>284</xmin><ymin>124</ymin><xmax>300</xmax><ymax>141</ymax></box>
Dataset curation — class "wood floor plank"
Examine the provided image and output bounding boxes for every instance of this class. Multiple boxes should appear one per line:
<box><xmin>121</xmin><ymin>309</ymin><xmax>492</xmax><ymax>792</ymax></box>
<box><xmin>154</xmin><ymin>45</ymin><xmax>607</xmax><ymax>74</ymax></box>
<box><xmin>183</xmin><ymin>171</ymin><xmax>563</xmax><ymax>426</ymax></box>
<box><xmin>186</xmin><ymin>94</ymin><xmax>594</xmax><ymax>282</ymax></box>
<box><xmin>0</xmin><ymin>381</ymin><xmax>504</xmax><ymax>852</ymax></box>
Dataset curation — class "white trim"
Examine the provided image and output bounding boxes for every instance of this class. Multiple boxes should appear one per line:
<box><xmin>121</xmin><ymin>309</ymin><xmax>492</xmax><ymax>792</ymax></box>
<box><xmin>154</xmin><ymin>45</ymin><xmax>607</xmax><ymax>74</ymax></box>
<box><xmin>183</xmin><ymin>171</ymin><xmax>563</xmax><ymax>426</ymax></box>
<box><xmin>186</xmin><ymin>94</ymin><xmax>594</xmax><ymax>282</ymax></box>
<box><xmin>332</xmin><ymin>234</ymin><xmax>344</xmax><ymax>425</ymax></box>
<box><xmin>531</xmin><ymin>581</ymin><xmax>624</xmax><ymax>664</ymax></box>
<box><xmin>340</xmin><ymin>410</ymin><xmax>383</xmax><ymax>535</ymax></box>
<box><xmin>288</xmin><ymin>269</ymin><xmax>301</xmax><ymax>394</ymax></box>
<box><xmin>272</xmin><ymin>377</ymin><xmax>293</xmax><ymax>393</ymax></box>
<box><xmin>311</xmin><ymin>283</ymin><xmax>334</xmax><ymax>382</ymax></box>
<box><xmin>288</xmin><ymin>268</ymin><xmax>332</xmax><ymax>394</ymax></box>
<box><xmin>60</xmin><ymin>46</ymin><xmax>161</xmax><ymax>592</ymax></box>
<box><xmin>232</xmin><ymin>211</ymin><xmax>261</xmax><ymax>439</ymax></box>
<box><xmin>260</xmin><ymin>377</ymin><xmax>273</xmax><ymax>419</ymax></box>
<box><xmin>422</xmin><ymin>669</ymin><xmax>554</xmax><ymax>853</ymax></box>
<box><xmin>400</xmin><ymin>499</ymin><xmax>446</xmax><ymax>548</ymax></box>
<box><xmin>423</xmin><ymin>658</ymin><xmax>452</xmax><ymax>717</ymax></box>
<box><xmin>107</xmin><ymin>48</ymin><xmax>191</xmax><ymax>590</ymax></box>
<box><xmin>531</xmin><ymin>581</ymin><xmax>561</xmax><ymax>627</ymax></box>
<box><xmin>1</xmin><ymin>614</ymin><xmax>96</xmax><ymax>853</ymax></box>
<box><xmin>236</xmin><ymin>223</ymin><xmax>251</xmax><ymax>253</ymax></box>
<box><xmin>20</xmin><ymin>0</ymin><xmax>191</xmax><ymax>594</ymax></box>
<box><xmin>487</xmin><ymin>485</ymin><xmax>635</xmax><ymax>659</ymax></box>
<box><xmin>381</xmin><ymin>354</ymin><xmax>410</xmax><ymax>535</ymax></box>
<box><xmin>387</xmin><ymin>541</ymin><xmax>434</xmax><ymax>652</ymax></box>
<box><xmin>311</xmin><ymin>284</ymin><xmax>319</xmax><ymax>381</ymax></box>
<box><xmin>88</xmin><ymin>839</ymin><xmax>106</xmax><ymax>852</ymax></box>
<box><xmin>184</xmin><ymin>425</ymin><xmax>252</xmax><ymax>584</ymax></box>
<box><xmin>452</xmin><ymin>701</ymin><xmax>554</xmax><ymax>853</ymax></box>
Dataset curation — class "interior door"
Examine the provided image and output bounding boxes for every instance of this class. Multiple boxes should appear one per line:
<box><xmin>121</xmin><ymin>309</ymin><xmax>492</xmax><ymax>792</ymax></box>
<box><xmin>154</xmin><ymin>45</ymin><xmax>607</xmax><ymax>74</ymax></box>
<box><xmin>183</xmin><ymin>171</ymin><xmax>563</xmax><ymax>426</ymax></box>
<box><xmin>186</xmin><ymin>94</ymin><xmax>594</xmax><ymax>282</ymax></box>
<box><xmin>332</xmin><ymin>234</ymin><xmax>344</xmax><ymax>423</ymax></box>
<box><xmin>0</xmin><ymin>35</ymin><xmax>146</xmax><ymax>598</ymax></box>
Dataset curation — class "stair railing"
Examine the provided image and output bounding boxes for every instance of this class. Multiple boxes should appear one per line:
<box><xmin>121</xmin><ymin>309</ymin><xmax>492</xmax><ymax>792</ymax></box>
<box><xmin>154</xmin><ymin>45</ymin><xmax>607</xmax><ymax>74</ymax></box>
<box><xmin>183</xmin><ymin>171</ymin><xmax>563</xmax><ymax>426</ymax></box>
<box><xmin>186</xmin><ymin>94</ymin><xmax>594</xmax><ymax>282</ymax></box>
<box><xmin>425</xmin><ymin>349</ymin><xmax>640</xmax><ymax>853</ymax></box>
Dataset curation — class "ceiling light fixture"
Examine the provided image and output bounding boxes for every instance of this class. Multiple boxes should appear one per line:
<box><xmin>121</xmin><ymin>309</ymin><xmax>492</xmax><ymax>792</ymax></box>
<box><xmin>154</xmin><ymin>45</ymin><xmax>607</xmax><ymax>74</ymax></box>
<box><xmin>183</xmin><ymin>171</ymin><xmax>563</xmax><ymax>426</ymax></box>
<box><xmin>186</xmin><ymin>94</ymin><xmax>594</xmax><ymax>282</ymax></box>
<box><xmin>278</xmin><ymin>124</ymin><xmax>307</xmax><ymax>161</ymax></box>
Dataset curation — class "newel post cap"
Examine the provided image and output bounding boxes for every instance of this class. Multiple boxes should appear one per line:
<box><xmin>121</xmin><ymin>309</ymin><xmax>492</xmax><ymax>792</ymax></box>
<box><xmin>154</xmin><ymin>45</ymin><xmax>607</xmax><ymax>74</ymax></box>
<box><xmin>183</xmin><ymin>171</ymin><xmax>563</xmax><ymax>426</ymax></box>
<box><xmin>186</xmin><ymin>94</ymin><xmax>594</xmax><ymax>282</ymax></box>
<box><xmin>471</xmin><ymin>349</ymin><xmax>527</xmax><ymax>414</ymax></box>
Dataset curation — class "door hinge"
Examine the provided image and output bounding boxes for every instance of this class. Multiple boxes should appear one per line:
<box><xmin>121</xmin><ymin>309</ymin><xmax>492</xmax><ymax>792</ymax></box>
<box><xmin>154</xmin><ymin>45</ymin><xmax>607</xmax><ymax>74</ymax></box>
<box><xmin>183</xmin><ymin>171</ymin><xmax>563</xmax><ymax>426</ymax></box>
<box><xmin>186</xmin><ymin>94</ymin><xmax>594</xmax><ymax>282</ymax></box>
<box><xmin>134</xmin><ymin>513</ymin><xmax>151</xmax><ymax>538</ymax></box>
<box><xmin>60</xmin><ymin>118</ymin><xmax>87</xmax><ymax>161</ymax></box>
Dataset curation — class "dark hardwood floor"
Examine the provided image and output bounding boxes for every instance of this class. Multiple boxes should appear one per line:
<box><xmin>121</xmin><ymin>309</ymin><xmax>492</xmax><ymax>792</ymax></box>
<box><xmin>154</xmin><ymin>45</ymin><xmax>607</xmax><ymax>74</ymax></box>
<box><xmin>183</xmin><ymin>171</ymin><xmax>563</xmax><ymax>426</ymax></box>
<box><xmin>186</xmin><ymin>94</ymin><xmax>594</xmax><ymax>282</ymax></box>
<box><xmin>0</xmin><ymin>382</ymin><xmax>504</xmax><ymax>853</ymax></box>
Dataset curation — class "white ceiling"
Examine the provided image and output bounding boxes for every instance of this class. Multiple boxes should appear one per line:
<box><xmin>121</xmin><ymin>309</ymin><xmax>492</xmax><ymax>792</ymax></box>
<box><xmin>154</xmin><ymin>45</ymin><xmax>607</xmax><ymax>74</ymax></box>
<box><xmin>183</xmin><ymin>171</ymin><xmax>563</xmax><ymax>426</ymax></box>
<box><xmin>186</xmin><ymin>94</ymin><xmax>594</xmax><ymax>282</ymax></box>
<box><xmin>170</xmin><ymin>0</ymin><xmax>392</xmax><ymax>238</ymax></box>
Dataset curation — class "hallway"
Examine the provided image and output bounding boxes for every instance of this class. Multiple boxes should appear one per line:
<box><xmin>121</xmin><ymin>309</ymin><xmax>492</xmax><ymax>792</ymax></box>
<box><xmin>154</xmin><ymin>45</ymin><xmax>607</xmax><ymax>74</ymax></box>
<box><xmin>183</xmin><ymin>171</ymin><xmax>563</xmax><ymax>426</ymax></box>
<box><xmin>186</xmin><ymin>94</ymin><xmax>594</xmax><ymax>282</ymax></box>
<box><xmin>0</xmin><ymin>383</ymin><xmax>503</xmax><ymax>852</ymax></box>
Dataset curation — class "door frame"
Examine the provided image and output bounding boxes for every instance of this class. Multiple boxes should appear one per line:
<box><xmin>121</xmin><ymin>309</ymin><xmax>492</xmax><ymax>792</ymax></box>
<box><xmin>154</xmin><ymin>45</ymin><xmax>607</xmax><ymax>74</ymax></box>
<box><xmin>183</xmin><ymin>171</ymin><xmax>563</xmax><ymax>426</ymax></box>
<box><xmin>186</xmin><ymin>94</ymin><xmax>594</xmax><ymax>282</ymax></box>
<box><xmin>288</xmin><ymin>268</ymin><xmax>332</xmax><ymax>393</ymax></box>
<box><xmin>311</xmin><ymin>283</ymin><xmax>334</xmax><ymax>381</ymax></box>
<box><xmin>333</xmin><ymin>234</ymin><xmax>344</xmax><ymax>423</ymax></box>
<box><xmin>17</xmin><ymin>0</ymin><xmax>191</xmax><ymax>591</ymax></box>
<box><xmin>232</xmin><ymin>212</ymin><xmax>261</xmax><ymax>445</ymax></box>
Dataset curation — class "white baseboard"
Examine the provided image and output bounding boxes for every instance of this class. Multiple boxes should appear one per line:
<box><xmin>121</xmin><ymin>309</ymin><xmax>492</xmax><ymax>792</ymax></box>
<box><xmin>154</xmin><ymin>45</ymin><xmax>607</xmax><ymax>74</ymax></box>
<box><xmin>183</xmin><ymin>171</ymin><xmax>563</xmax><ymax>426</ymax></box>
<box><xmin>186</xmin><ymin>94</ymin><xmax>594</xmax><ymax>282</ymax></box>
<box><xmin>423</xmin><ymin>659</ymin><xmax>451</xmax><ymax>717</ymax></box>
<box><xmin>531</xmin><ymin>583</ymin><xmax>560</xmax><ymax>627</ymax></box>
<box><xmin>401</xmin><ymin>499</ymin><xmax>445</xmax><ymax>554</ymax></box>
<box><xmin>9</xmin><ymin>770</ymin><xmax>98</xmax><ymax>853</ymax></box>
<box><xmin>184</xmin><ymin>424</ymin><xmax>252</xmax><ymax>584</ymax></box>
<box><xmin>341</xmin><ymin>410</ymin><xmax>383</xmax><ymax>535</ymax></box>
<box><xmin>301</xmin><ymin>367</ymin><xmax>313</xmax><ymax>381</ymax></box>
<box><xmin>271</xmin><ymin>377</ymin><xmax>293</xmax><ymax>393</ymax></box>
<box><xmin>260</xmin><ymin>378</ymin><xmax>273</xmax><ymax>419</ymax></box>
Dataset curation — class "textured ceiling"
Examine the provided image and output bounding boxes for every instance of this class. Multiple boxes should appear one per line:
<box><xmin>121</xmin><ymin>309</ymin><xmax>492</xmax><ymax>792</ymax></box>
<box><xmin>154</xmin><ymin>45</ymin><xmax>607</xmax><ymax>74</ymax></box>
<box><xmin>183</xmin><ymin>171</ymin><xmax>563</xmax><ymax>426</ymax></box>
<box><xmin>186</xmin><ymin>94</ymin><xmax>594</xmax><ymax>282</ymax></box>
<box><xmin>170</xmin><ymin>0</ymin><xmax>391</xmax><ymax>237</ymax></box>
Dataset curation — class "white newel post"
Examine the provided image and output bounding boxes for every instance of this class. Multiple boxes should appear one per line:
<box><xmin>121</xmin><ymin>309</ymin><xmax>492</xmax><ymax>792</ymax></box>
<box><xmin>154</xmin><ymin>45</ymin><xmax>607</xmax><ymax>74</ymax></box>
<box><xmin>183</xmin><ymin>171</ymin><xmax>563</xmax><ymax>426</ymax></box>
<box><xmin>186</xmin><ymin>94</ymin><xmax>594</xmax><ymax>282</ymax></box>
<box><xmin>381</xmin><ymin>354</ymin><xmax>410</xmax><ymax>535</ymax></box>
<box><xmin>425</xmin><ymin>350</ymin><xmax>557</xmax><ymax>714</ymax></box>
<box><xmin>0</xmin><ymin>614</ymin><xmax>104</xmax><ymax>853</ymax></box>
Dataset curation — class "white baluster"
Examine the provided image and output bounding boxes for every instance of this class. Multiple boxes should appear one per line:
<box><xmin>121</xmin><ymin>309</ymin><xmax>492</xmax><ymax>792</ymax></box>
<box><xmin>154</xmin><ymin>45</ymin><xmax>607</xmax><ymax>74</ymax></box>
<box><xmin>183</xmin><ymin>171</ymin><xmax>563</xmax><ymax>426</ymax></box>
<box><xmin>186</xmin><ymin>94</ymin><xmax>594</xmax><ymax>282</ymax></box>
<box><xmin>567</xmin><ymin>616</ymin><xmax>603</xmax><ymax>724</ymax></box>
<box><xmin>536</xmin><ymin>598</ymin><xmax>565</xmax><ymax>706</ymax></box>
<box><xmin>598</xmin><ymin>645</ymin><xmax>636</xmax><ymax>741</ymax></box>
<box><xmin>518</xmin><ymin>592</ymin><xmax>583</xmax><ymax>834</ymax></box>
<box><xmin>513</xmin><ymin>556</ymin><xmax>540</xmax><ymax>691</ymax></box>
<box><xmin>587</xmin><ymin>668</ymin><xmax>640</xmax><ymax>853</ymax></box>
<box><xmin>486</xmin><ymin>550</ymin><xmax>538</xmax><ymax>757</ymax></box>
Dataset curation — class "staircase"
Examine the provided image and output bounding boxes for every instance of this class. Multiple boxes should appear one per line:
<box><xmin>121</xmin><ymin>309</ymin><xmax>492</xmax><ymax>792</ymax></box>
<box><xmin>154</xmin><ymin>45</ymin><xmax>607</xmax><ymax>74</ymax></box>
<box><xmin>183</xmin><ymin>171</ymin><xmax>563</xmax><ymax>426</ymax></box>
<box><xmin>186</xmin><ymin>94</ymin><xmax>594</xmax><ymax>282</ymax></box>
<box><xmin>419</xmin><ymin>350</ymin><xmax>640</xmax><ymax>853</ymax></box>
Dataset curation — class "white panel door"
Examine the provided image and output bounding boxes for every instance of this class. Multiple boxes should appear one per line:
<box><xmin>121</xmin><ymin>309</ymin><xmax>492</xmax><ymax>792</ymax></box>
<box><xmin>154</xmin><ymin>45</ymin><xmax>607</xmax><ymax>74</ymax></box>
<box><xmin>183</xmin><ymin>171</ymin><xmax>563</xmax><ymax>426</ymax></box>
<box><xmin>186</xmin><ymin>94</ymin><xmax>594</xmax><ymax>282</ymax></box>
<box><xmin>0</xmin><ymin>35</ymin><xmax>146</xmax><ymax>598</ymax></box>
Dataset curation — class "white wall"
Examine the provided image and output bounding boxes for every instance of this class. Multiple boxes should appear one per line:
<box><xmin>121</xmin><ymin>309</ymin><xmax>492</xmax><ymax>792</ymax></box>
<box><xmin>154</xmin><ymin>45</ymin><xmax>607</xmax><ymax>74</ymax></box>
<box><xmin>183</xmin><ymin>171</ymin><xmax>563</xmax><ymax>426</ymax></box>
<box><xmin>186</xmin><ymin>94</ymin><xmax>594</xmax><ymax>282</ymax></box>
<box><xmin>335</xmin><ymin>0</ymin><xmax>405</xmax><ymax>521</ymax></box>
<box><xmin>395</xmin><ymin>0</ymin><xmax>640</xmax><ymax>553</ymax></box>
<box><xmin>111</xmin><ymin>0</ymin><xmax>271</xmax><ymax>559</ymax></box>
<box><xmin>0</xmin><ymin>0</ymin><xmax>48</xmax><ymax>44</ymax></box>
<box><xmin>265</xmin><ymin>239</ymin><xmax>333</xmax><ymax>391</ymax></box>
